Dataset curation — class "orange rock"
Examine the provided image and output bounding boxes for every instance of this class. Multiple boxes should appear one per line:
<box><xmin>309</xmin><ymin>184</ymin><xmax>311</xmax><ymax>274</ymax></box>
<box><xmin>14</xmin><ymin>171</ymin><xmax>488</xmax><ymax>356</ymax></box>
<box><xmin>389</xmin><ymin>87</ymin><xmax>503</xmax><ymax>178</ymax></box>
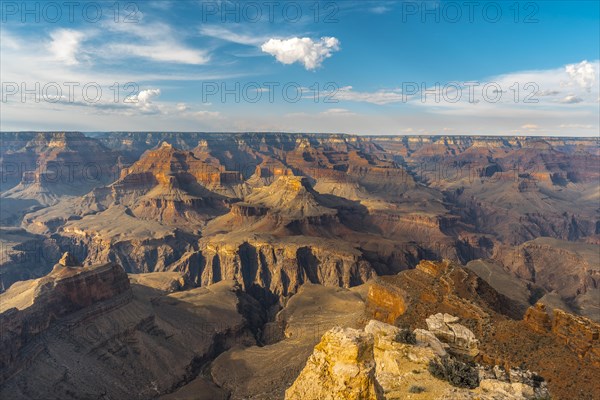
<box><xmin>416</xmin><ymin>259</ymin><xmax>451</xmax><ymax>278</ymax></box>
<box><xmin>367</xmin><ymin>281</ymin><xmax>408</xmax><ymax>324</ymax></box>
<box><xmin>552</xmin><ymin>309</ymin><xmax>600</xmax><ymax>367</ymax></box>
<box><xmin>523</xmin><ymin>303</ymin><xmax>552</xmax><ymax>334</ymax></box>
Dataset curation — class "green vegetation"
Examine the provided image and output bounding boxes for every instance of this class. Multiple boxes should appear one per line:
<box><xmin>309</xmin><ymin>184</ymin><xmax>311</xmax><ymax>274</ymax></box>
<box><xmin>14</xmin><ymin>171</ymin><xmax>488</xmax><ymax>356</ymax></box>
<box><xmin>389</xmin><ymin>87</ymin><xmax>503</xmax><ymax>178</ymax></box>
<box><xmin>395</xmin><ymin>328</ymin><xmax>417</xmax><ymax>345</ymax></box>
<box><xmin>428</xmin><ymin>356</ymin><xmax>479</xmax><ymax>389</ymax></box>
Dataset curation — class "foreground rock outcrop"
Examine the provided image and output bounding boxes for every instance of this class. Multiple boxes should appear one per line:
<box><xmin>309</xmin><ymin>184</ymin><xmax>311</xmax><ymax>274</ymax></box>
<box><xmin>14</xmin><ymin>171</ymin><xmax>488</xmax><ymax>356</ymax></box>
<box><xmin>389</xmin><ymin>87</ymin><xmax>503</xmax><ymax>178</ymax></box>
<box><xmin>285</xmin><ymin>326</ymin><xmax>383</xmax><ymax>400</ymax></box>
<box><xmin>366</xmin><ymin>260</ymin><xmax>600</xmax><ymax>400</ymax></box>
<box><xmin>286</xmin><ymin>318</ymin><xmax>549</xmax><ymax>400</ymax></box>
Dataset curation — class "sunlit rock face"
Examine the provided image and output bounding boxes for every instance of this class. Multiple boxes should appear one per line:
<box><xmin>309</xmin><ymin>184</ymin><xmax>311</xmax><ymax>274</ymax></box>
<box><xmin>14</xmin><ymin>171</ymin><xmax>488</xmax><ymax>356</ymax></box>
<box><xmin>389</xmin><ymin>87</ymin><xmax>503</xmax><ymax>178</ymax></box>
<box><xmin>286</xmin><ymin>318</ymin><xmax>549</xmax><ymax>400</ymax></box>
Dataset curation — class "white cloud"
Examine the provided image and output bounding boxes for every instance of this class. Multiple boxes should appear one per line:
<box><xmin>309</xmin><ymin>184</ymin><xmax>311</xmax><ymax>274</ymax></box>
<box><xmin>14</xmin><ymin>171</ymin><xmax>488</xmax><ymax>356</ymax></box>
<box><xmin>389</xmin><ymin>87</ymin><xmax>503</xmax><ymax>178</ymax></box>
<box><xmin>261</xmin><ymin>37</ymin><xmax>340</xmax><ymax>70</ymax></box>
<box><xmin>560</xmin><ymin>95</ymin><xmax>584</xmax><ymax>104</ymax></box>
<box><xmin>106</xmin><ymin>22</ymin><xmax>209</xmax><ymax>64</ymax></box>
<box><xmin>537</xmin><ymin>90</ymin><xmax>560</xmax><ymax>96</ymax></box>
<box><xmin>199</xmin><ymin>26</ymin><xmax>266</xmax><ymax>46</ymax></box>
<box><xmin>320</xmin><ymin>108</ymin><xmax>355</xmax><ymax>116</ymax></box>
<box><xmin>1</xmin><ymin>31</ymin><xmax>21</xmax><ymax>50</ymax></box>
<box><xmin>521</xmin><ymin>124</ymin><xmax>539</xmax><ymax>130</ymax></box>
<box><xmin>565</xmin><ymin>60</ymin><xmax>596</xmax><ymax>92</ymax></box>
<box><xmin>126</xmin><ymin>89</ymin><xmax>161</xmax><ymax>113</ymax></box>
<box><xmin>48</xmin><ymin>29</ymin><xmax>85</xmax><ymax>65</ymax></box>
<box><xmin>559</xmin><ymin>124</ymin><xmax>594</xmax><ymax>129</ymax></box>
<box><xmin>111</xmin><ymin>42</ymin><xmax>208</xmax><ymax>64</ymax></box>
<box><xmin>191</xmin><ymin>110</ymin><xmax>221</xmax><ymax>118</ymax></box>
<box><xmin>335</xmin><ymin>86</ymin><xmax>404</xmax><ymax>104</ymax></box>
<box><xmin>136</xmin><ymin>89</ymin><xmax>161</xmax><ymax>103</ymax></box>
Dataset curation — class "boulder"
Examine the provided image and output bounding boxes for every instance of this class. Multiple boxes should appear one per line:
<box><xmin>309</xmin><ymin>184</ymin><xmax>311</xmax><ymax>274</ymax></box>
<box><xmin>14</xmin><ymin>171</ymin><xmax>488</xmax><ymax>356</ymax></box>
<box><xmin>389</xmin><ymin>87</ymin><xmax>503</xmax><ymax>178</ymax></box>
<box><xmin>285</xmin><ymin>327</ymin><xmax>384</xmax><ymax>400</ymax></box>
<box><xmin>425</xmin><ymin>313</ymin><xmax>479</xmax><ymax>356</ymax></box>
<box><xmin>414</xmin><ymin>328</ymin><xmax>448</xmax><ymax>356</ymax></box>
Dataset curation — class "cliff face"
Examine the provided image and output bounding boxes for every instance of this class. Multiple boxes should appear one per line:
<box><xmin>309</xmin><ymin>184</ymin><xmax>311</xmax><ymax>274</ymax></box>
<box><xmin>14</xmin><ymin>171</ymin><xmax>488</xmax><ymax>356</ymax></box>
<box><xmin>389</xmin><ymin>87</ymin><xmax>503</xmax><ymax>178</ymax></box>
<box><xmin>499</xmin><ymin>238</ymin><xmax>599</xmax><ymax>304</ymax></box>
<box><xmin>524</xmin><ymin>303</ymin><xmax>600</xmax><ymax>367</ymax></box>
<box><xmin>0</xmin><ymin>262</ymin><xmax>266</xmax><ymax>400</ymax></box>
<box><xmin>367</xmin><ymin>260</ymin><xmax>526</xmax><ymax>323</ymax></box>
<box><xmin>367</xmin><ymin>281</ymin><xmax>408</xmax><ymax>324</ymax></box>
<box><xmin>0</xmin><ymin>132</ymin><xmax>120</xmax><ymax>202</ymax></box>
<box><xmin>190</xmin><ymin>238</ymin><xmax>374</xmax><ymax>303</ymax></box>
<box><xmin>552</xmin><ymin>309</ymin><xmax>600</xmax><ymax>365</ymax></box>
<box><xmin>0</xmin><ymin>228</ymin><xmax>62</xmax><ymax>291</ymax></box>
<box><xmin>0</xmin><ymin>259</ymin><xmax>131</xmax><ymax>380</ymax></box>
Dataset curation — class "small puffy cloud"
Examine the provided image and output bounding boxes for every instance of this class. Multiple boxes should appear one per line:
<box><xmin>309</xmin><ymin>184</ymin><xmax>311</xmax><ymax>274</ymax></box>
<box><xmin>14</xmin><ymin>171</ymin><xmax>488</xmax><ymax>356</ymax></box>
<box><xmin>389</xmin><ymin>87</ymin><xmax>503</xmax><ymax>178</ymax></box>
<box><xmin>174</xmin><ymin>103</ymin><xmax>220</xmax><ymax>119</ymax></box>
<box><xmin>192</xmin><ymin>110</ymin><xmax>221</xmax><ymax>118</ymax></box>
<box><xmin>560</xmin><ymin>95</ymin><xmax>584</xmax><ymax>104</ymax></box>
<box><xmin>521</xmin><ymin>124</ymin><xmax>539</xmax><ymax>130</ymax></box>
<box><xmin>137</xmin><ymin>89</ymin><xmax>161</xmax><ymax>103</ymax></box>
<box><xmin>48</xmin><ymin>29</ymin><xmax>85</xmax><ymax>65</ymax></box>
<box><xmin>261</xmin><ymin>37</ymin><xmax>340</xmax><ymax>70</ymax></box>
<box><xmin>126</xmin><ymin>89</ymin><xmax>161</xmax><ymax>113</ymax></box>
<box><xmin>565</xmin><ymin>60</ymin><xmax>596</xmax><ymax>92</ymax></box>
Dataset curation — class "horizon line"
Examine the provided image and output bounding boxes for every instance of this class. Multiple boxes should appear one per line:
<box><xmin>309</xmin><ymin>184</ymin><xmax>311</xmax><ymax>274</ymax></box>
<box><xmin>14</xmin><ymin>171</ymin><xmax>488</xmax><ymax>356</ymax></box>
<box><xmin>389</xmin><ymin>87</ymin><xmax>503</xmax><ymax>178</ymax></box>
<box><xmin>1</xmin><ymin>131</ymin><xmax>599</xmax><ymax>139</ymax></box>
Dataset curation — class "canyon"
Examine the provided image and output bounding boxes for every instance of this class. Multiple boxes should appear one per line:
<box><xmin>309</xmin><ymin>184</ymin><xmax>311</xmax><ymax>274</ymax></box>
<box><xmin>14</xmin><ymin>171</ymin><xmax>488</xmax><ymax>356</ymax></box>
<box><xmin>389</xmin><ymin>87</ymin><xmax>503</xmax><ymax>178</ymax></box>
<box><xmin>0</xmin><ymin>132</ymin><xmax>598</xmax><ymax>399</ymax></box>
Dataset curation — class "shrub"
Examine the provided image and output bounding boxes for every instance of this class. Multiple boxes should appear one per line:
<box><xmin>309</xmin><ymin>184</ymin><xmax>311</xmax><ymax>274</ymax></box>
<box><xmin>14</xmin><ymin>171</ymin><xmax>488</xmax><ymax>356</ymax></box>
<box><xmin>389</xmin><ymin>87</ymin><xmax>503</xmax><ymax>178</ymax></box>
<box><xmin>428</xmin><ymin>356</ymin><xmax>479</xmax><ymax>389</ymax></box>
<box><xmin>395</xmin><ymin>329</ymin><xmax>416</xmax><ymax>345</ymax></box>
<box><xmin>408</xmin><ymin>385</ymin><xmax>426</xmax><ymax>393</ymax></box>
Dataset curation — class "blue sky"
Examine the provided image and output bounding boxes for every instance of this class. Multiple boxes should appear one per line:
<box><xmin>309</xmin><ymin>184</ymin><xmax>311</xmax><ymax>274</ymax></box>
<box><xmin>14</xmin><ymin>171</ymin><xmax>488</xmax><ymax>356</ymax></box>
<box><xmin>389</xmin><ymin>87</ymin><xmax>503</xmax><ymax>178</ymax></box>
<box><xmin>1</xmin><ymin>0</ymin><xmax>599</xmax><ymax>135</ymax></box>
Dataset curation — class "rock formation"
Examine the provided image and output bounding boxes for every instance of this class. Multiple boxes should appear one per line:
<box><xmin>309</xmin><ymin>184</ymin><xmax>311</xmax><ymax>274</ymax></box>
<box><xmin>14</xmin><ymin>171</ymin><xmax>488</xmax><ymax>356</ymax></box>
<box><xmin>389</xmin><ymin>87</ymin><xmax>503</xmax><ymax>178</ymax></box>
<box><xmin>524</xmin><ymin>303</ymin><xmax>600</xmax><ymax>367</ymax></box>
<box><xmin>285</xmin><ymin>327</ymin><xmax>383</xmax><ymax>400</ymax></box>
<box><xmin>0</xmin><ymin>260</ymin><xmax>131</xmax><ymax>380</ymax></box>
<box><xmin>57</xmin><ymin>251</ymin><xmax>79</xmax><ymax>267</ymax></box>
<box><xmin>208</xmin><ymin>283</ymin><xmax>369</xmax><ymax>400</ymax></box>
<box><xmin>0</xmin><ymin>259</ymin><xmax>265</xmax><ymax>399</ymax></box>
<box><xmin>366</xmin><ymin>260</ymin><xmax>600</xmax><ymax>400</ymax></box>
<box><xmin>366</xmin><ymin>281</ymin><xmax>408</xmax><ymax>324</ymax></box>
<box><xmin>0</xmin><ymin>132</ymin><xmax>120</xmax><ymax>211</ymax></box>
<box><xmin>425</xmin><ymin>313</ymin><xmax>479</xmax><ymax>356</ymax></box>
<box><xmin>286</xmin><ymin>319</ymin><xmax>549</xmax><ymax>400</ymax></box>
<box><xmin>1</xmin><ymin>132</ymin><xmax>599</xmax><ymax>399</ymax></box>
